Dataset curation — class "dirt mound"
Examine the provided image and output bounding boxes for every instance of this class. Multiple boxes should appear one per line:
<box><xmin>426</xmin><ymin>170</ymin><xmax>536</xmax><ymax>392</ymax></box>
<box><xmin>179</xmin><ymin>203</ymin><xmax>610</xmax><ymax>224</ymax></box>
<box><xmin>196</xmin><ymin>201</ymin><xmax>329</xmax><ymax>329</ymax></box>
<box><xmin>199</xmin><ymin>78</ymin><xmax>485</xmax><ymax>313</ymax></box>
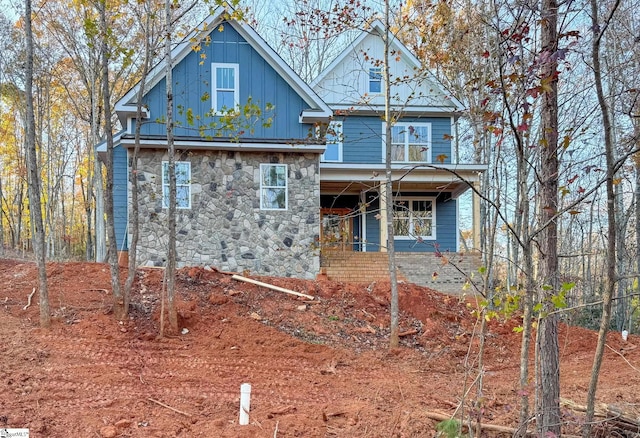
<box><xmin>0</xmin><ymin>260</ymin><xmax>638</xmax><ymax>437</ymax></box>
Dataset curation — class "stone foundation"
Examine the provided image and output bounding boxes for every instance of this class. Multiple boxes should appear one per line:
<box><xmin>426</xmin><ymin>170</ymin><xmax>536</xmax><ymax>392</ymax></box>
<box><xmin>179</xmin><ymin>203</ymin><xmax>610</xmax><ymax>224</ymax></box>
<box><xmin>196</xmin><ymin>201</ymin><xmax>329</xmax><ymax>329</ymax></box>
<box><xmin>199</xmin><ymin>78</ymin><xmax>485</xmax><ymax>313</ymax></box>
<box><xmin>132</xmin><ymin>149</ymin><xmax>320</xmax><ymax>279</ymax></box>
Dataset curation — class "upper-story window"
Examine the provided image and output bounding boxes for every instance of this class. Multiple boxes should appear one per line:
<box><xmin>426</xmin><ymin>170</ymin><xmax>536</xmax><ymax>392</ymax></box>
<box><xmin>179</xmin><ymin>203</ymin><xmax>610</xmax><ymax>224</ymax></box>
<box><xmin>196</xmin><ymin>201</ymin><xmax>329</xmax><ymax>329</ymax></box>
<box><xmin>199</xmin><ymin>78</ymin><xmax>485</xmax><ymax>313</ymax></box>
<box><xmin>369</xmin><ymin>67</ymin><xmax>382</xmax><ymax>93</ymax></box>
<box><xmin>393</xmin><ymin>198</ymin><xmax>435</xmax><ymax>240</ymax></box>
<box><xmin>322</xmin><ymin>121</ymin><xmax>343</xmax><ymax>162</ymax></box>
<box><xmin>162</xmin><ymin>161</ymin><xmax>191</xmax><ymax>209</ymax></box>
<box><xmin>389</xmin><ymin>122</ymin><xmax>431</xmax><ymax>163</ymax></box>
<box><xmin>260</xmin><ymin>164</ymin><xmax>287</xmax><ymax>210</ymax></box>
<box><xmin>212</xmin><ymin>63</ymin><xmax>239</xmax><ymax>112</ymax></box>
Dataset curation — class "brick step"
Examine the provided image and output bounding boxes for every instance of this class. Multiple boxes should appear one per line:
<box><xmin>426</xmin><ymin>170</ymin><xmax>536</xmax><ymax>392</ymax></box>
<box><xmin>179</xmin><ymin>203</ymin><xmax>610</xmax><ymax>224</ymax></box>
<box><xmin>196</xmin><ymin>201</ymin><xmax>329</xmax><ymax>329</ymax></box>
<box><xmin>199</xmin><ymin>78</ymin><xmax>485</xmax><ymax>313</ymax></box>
<box><xmin>321</xmin><ymin>251</ymin><xmax>404</xmax><ymax>283</ymax></box>
<box><xmin>320</xmin><ymin>251</ymin><xmax>482</xmax><ymax>294</ymax></box>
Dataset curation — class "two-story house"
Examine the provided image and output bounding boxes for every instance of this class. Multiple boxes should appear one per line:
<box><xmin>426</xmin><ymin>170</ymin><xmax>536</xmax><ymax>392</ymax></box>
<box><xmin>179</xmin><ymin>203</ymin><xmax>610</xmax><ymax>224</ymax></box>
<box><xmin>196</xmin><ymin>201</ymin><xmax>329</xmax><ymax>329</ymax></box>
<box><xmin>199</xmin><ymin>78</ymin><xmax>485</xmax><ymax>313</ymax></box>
<box><xmin>100</xmin><ymin>8</ymin><xmax>485</xmax><ymax>289</ymax></box>
<box><xmin>312</xmin><ymin>22</ymin><xmax>485</xmax><ymax>287</ymax></box>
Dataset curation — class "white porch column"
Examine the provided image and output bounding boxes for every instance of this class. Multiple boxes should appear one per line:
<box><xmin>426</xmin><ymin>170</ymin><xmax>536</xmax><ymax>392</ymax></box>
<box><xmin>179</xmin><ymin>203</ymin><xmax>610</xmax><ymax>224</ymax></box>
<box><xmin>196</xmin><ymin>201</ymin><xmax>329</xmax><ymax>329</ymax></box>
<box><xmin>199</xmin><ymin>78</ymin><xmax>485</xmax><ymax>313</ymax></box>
<box><xmin>472</xmin><ymin>181</ymin><xmax>481</xmax><ymax>251</ymax></box>
<box><xmin>379</xmin><ymin>183</ymin><xmax>388</xmax><ymax>253</ymax></box>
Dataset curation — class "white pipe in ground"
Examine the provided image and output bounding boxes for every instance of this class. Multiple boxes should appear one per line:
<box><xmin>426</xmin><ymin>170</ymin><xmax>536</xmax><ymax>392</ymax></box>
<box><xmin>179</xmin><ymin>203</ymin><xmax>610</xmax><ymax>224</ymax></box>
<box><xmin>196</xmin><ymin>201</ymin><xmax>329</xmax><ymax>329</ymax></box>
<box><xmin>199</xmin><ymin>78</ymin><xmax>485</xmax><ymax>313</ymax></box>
<box><xmin>239</xmin><ymin>383</ymin><xmax>251</xmax><ymax>425</ymax></box>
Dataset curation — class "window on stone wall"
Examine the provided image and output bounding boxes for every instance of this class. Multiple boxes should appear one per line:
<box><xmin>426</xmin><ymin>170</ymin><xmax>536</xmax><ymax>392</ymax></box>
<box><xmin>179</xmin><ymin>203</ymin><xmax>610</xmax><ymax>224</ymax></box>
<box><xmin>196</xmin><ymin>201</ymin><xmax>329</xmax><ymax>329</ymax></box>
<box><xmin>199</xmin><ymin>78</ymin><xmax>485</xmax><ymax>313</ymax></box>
<box><xmin>393</xmin><ymin>198</ymin><xmax>435</xmax><ymax>240</ymax></box>
<box><xmin>260</xmin><ymin>163</ymin><xmax>287</xmax><ymax>210</ymax></box>
<box><xmin>162</xmin><ymin>161</ymin><xmax>191</xmax><ymax>209</ymax></box>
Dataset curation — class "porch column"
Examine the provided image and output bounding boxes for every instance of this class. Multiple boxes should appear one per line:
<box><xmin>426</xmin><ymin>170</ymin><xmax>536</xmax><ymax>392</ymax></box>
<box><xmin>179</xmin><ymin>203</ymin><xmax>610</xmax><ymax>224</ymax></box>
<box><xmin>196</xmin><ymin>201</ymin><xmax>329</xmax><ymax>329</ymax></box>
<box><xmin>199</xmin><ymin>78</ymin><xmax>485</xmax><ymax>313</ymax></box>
<box><xmin>472</xmin><ymin>181</ymin><xmax>481</xmax><ymax>251</ymax></box>
<box><xmin>379</xmin><ymin>183</ymin><xmax>388</xmax><ymax>253</ymax></box>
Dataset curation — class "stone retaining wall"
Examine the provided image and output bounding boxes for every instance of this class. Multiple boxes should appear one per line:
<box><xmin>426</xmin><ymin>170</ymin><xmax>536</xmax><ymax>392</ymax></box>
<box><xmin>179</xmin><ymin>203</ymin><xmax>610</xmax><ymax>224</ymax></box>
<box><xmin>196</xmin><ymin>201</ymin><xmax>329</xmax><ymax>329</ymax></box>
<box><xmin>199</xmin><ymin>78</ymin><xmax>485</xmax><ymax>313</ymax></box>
<box><xmin>133</xmin><ymin>149</ymin><xmax>320</xmax><ymax>279</ymax></box>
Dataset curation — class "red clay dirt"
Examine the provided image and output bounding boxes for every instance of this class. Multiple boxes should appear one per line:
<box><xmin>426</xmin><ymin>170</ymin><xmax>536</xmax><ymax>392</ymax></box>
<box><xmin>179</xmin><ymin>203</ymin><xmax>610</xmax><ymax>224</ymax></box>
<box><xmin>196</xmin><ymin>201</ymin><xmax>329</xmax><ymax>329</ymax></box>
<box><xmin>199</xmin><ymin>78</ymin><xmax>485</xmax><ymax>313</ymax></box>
<box><xmin>0</xmin><ymin>259</ymin><xmax>638</xmax><ymax>437</ymax></box>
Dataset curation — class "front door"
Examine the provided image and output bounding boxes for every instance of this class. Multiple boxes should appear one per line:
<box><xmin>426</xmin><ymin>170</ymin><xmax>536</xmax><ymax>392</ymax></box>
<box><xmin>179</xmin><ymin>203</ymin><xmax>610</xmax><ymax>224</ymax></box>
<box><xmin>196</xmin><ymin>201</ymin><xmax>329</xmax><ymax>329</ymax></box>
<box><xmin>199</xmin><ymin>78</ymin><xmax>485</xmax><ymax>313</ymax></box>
<box><xmin>320</xmin><ymin>208</ymin><xmax>352</xmax><ymax>251</ymax></box>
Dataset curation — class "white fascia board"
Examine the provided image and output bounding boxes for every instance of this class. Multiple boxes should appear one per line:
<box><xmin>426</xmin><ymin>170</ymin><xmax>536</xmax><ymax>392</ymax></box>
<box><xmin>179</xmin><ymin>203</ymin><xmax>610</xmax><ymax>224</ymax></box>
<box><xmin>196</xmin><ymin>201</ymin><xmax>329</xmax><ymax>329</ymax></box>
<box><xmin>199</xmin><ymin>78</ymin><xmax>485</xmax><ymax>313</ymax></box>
<box><xmin>328</xmin><ymin>104</ymin><xmax>458</xmax><ymax>115</ymax></box>
<box><xmin>299</xmin><ymin>109</ymin><xmax>333</xmax><ymax>123</ymax></box>
<box><xmin>320</xmin><ymin>163</ymin><xmax>487</xmax><ymax>182</ymax></box>
<box><xmin>119</xmin><ymin>137</ymin><xmax>327</xmax><ymax>154</ymax></box>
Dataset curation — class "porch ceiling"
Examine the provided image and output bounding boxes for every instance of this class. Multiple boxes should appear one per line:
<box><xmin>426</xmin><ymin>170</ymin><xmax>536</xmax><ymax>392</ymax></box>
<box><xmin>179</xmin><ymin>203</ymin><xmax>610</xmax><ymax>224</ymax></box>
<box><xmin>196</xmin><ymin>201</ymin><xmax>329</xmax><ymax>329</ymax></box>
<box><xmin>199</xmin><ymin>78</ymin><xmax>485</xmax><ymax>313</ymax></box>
<box><xmin>319</xmin><ymin>163</ymin><xmax>486</xmax><ymax>197</ymax></box>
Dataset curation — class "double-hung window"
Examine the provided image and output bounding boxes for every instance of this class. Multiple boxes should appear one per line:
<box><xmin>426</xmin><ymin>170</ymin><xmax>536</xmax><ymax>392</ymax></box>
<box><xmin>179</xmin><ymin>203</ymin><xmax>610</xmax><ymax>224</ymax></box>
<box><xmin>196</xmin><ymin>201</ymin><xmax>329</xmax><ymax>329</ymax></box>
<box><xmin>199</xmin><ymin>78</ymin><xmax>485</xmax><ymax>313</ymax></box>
<box><xmin>162</xmin><ymin>161</ymin><xmax>191</xmax><ymax>209</ymax></box>
<box><xmin>389</xmin><ymin>122</ymin><xmax>431</xmax><ymax>162</ymax></box>
<box><xmin>322</xmin><ymin>121</ymin><xmax>343</xmax><ymax>162</ymax></box>
<box><xmin>393</xmin><ymin>198</ymin><xmax>435</xmax><ymax>240</ymax></box>
<box><xmin>212</xmin><ymin>63</ymin><xmax>239</xmax><ymax>112</ymax></box>
<box><xmin>260</xmin><ymin>164</ymin><xmax>287</xmax><ymax>210</ymax></box>
<box><xmin>369</xmin><ymin>67</ymin><xmax>382</xmax><ymax>93</ymax></box>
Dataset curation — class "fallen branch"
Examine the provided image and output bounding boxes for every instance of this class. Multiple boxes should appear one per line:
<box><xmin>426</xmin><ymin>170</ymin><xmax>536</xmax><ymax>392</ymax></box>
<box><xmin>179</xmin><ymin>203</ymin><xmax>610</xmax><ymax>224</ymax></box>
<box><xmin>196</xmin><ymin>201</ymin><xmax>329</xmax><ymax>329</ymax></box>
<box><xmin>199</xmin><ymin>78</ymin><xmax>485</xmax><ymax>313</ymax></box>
<box><xmin>231</xmin><ymin>274</ymin><xmax>314</xmax><ymax>300</ymax></box>
<box><xmin>423</xmin><ymin>411</ymin><xmax>551</xmax><ymax>437</ymax></box>
<box><xmin>147</xmin><ymin>397</ymin><xmax>192</xmax><ymax>417</ymax></box>
<box><xmin>399</xmin><ymin>328</ymin><xmax>418</xmax><ymax>337</ymax></box>
<box><xmin>561</xmin><ymin>397</ymin><xmax>640</xmax><ymax>433</ymax></box>
<box><xmin>23</xmin><ymin>288</ymin><xmax>36</xmax><ymax>310</ymax></box>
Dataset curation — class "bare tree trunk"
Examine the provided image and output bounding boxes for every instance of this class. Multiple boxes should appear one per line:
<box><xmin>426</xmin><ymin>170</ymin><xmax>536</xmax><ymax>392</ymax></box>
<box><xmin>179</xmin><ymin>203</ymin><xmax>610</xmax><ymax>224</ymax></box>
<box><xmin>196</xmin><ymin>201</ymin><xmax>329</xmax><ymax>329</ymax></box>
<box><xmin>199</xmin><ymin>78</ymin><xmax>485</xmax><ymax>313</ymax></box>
<box><xmin>536</xmin><ymin>0</ymin><xmax>561</xmax><ymax>435</ymax></box>
<box><xmin>0</xmin><ymin>176</ymin><xmax>4</xmax><ymax>256</ymax></box>
<box><xmin>582</xmin><ymin>1</ymin><xmax>622</xmax><ymax>435</ymax></box>
<box><xmin>125</xmin><ymin>0</ymin><xmax>155</xmax><ymax>316</ymax></box>
<box><xmin>99</xmin><ymin>0</ymin><xmax>124</xmax><ymax>319</ymax></box>
<box><xmin>164</xmin><ymin>0</ymin><xmax>178</xmax><ymax>332</ymax></box>
<box><xmin>24</xmin><ymin>0</ymin><xmax>50</xmax><ymax>328</ymax></box>
<box><xmin>382</xmin><ymin>0</ymin><xmax>399</xmax><ymax>349</ymax></box>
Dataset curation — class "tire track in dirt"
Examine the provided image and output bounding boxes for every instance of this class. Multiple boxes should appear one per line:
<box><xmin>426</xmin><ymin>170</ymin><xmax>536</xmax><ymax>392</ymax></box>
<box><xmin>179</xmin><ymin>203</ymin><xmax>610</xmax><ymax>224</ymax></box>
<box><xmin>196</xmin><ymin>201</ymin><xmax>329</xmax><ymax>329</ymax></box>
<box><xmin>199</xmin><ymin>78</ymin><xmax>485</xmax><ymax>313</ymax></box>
<box><xmin>16</xmin><ymin>325</ymin><xmax>341</xmax><ymax>423</ymax></box>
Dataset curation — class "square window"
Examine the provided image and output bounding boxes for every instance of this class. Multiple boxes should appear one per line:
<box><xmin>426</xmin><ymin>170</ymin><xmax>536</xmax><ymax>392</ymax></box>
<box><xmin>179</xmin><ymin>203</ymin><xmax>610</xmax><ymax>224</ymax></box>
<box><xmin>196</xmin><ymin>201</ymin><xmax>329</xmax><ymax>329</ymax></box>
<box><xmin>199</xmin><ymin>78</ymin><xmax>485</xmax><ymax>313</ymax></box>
<box><xmin>260</xmin><ymin>164</ymin><xmax>287</xmax><ymax>210</ymax></box>
<box><xmin>388</xmin><ymin>123</ymin><xmax>431</xmax><ymax>163</ymax></box>
<box><xmin>162</xmin><ymin>161</ymin><xmax>191</xmax><ymax>209</ymax></box>
<box><xmin>212</xmin><ymin>63</ymin><xmax>239</xmax><ymax>112</ymax></box>
<box><xmin>393</xmin><ymin>198</ymin><xmax>434</xmax><ymax>239</ymax></box>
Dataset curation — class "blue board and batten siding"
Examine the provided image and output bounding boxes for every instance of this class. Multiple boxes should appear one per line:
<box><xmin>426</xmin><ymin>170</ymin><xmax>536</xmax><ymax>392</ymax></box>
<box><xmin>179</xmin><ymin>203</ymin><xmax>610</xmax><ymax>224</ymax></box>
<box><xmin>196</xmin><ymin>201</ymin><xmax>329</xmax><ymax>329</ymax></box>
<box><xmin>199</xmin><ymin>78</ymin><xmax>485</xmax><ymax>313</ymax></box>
<box><xmin>137</xmin><ymin>22</ymin><xmax>315</xmax><ymax>140</ymax></box>
<box><xmin>113</xmin><ymin>145</ymin><xmax>129</xmax><ymax>250</ymax></box>
<box><xmin>363</xmin><ymin>193</ymin><xmax>457</xmax><ymax>252</ymax></box>
<box><xmin>338</xmin><ymin>116</ymin><xmax>453</xmax><ymax>164</ymax></box>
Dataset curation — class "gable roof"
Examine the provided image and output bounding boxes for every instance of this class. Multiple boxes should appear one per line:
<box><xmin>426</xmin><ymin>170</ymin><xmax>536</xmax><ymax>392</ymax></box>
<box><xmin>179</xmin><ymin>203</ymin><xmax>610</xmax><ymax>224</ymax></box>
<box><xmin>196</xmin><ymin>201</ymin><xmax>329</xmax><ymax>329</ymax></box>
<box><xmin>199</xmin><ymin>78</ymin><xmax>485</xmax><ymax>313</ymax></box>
<box><xmin>311</xmin><ymin>20</ymin><xmax>464</xmax><ymax>113</ymax></box>
<box><xmin>115</xmin><ymin>6</ymin><xmax>332</xmax><ymax>127</ymax></box>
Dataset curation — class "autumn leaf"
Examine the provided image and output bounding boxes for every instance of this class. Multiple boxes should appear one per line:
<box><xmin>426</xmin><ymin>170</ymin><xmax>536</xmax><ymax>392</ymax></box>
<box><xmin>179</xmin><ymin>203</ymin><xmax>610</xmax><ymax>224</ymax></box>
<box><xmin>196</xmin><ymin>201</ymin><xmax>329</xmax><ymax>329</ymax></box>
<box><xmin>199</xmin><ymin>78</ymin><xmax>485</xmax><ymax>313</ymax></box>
<box><xmin>540</xmin><ymin>75</ymin><xmax>555</xmax><ymax>93</ymax></box>
<box><xmin>436</xmin><ymin>154</ymin><xmax>448</xmax><ymax>163</ymax></box>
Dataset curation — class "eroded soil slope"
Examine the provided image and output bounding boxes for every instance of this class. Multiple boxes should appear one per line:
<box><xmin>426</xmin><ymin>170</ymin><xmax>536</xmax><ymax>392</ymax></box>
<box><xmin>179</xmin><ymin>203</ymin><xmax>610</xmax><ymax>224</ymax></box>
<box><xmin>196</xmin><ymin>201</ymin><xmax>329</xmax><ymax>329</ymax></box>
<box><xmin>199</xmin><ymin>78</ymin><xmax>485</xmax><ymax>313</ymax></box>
<box><xmin>0</xmin><ymin>259</ymin><xmax>638</xmax><ymax>437</ymax></box>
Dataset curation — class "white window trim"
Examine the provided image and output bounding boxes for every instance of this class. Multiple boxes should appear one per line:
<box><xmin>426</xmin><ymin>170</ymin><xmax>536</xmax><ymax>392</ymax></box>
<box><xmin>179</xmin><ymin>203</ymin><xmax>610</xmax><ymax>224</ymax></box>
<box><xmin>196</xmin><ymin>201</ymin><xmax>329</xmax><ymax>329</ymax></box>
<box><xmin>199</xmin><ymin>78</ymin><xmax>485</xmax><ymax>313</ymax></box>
<box><xmin>260</xmin><ymin>163</ymin><xmax>288</xmax><ymax>211</ymax></box>
<box><xmin>369</xmin><ymin>67</ymin><xmax>382</xmax><ymax>93</ymax></box>
<box><xmin>393</xmin><ymin>197</ymin><xmax>436</xmax><ymax>240</ymax></box>
<box><xmin>321</xmin><ymin>121</ymin><xmax>343</xmax><ymax>162</ymax></box>
<box><xmin>211</xmin><ymin>63</ymin><xmax>239</xmax><ymax>113</ymax></box>
<box><xmin>162</xmin><ymin>161</ymin><xmax>191</xmax><ymax>209</ymax></box>
<box><xmin>381</xmin><ymin>121</ymin><xmax>432</xmax><ymax>163</ymax></box>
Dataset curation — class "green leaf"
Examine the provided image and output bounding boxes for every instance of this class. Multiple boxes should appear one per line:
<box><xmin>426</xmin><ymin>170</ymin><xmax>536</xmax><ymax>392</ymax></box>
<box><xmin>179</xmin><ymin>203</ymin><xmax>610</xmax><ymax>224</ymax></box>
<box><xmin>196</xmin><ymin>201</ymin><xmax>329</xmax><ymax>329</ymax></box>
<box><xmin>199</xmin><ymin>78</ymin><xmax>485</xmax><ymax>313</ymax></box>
<box><xmin>533</xmin><ymin>303</ymin><xmax>543</xmax><ymax>313</ymax></box>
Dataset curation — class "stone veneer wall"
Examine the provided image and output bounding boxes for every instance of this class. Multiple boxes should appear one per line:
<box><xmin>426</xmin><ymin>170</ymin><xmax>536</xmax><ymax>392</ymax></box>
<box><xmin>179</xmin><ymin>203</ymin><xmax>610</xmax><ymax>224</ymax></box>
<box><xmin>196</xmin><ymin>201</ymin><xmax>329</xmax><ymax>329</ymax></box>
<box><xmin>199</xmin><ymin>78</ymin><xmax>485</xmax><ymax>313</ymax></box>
<box><xmin>133</xmin><ymin>149</ymin><xmax>320</xmax><ymax>279</ymax></box>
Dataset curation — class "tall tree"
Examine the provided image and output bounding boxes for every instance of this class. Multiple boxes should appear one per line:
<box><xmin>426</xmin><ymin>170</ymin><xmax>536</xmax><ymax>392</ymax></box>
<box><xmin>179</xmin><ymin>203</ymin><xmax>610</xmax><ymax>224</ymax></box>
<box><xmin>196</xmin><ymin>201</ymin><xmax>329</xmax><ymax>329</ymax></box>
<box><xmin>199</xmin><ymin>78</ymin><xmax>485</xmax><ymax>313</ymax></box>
<box><xmin>163</xmin><ymin>0</ymin><xmax>178</xmax><ymax>333</ymax></box>
<box><xmin>24</xmin><ymin>0</ymin><xmax>50</xmax><ymax>327</ymax></box>
<box><xmin>537</xmin><ymin>0</ymin><xmax>561</xmax><ymax>434</ymax></box>
<box><xmin>125</xmin><ymin>0</ymin><xmax>162</xmax><ymax>318</ymax></box>
<box><xmin>99</xmin><ymin>0</ymin><xmax>125</xmax><ymax>319</ymax></box>
<box><xmin>582</xmin><ymin>0</ymin><xmax>622</xmax><ymax>435</ymax></box>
